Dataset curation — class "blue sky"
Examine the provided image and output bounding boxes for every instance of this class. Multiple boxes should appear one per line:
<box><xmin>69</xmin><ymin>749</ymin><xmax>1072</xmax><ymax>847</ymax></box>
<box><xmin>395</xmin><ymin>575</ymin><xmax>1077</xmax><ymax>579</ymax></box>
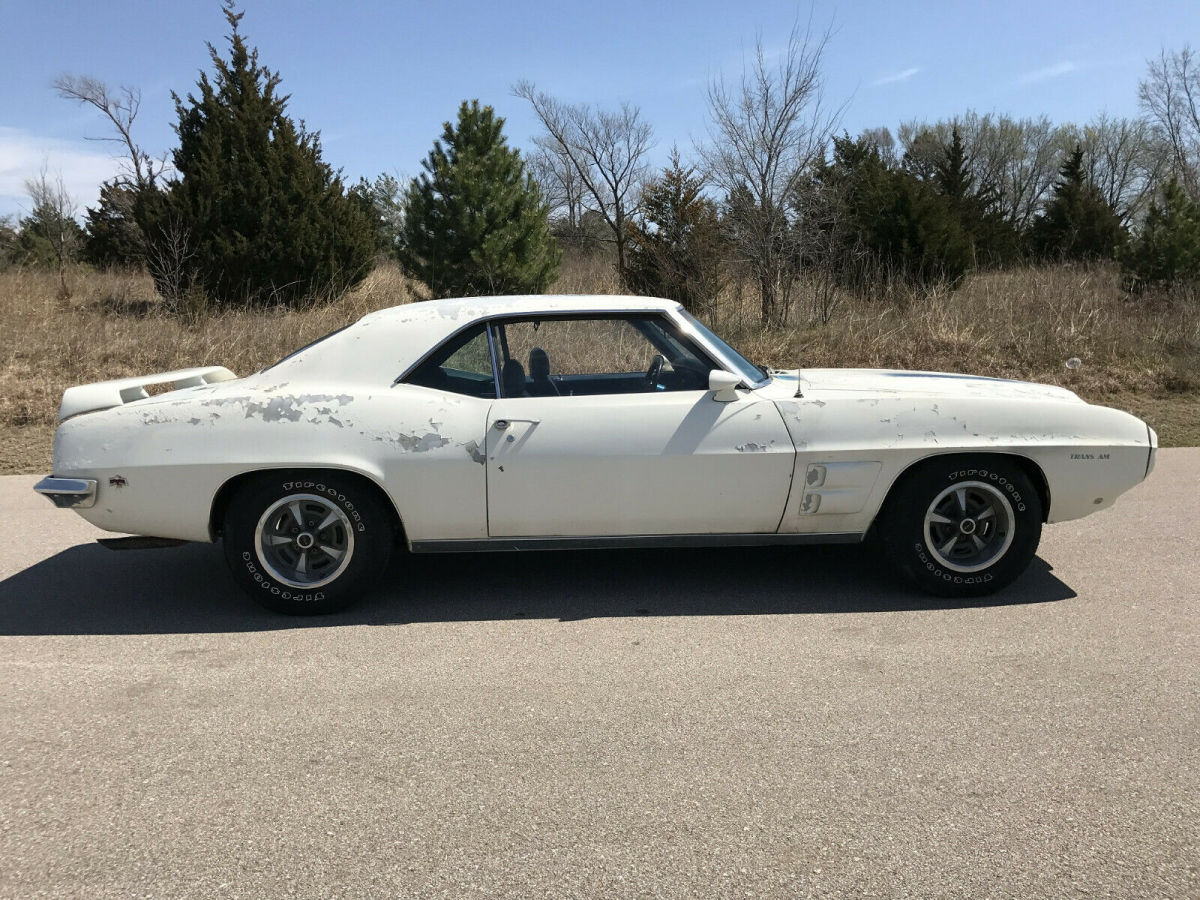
<box><xmin>2</xmin><ymin>0</ymin><xmax>1197</xmax><ymax>220</ymax></box>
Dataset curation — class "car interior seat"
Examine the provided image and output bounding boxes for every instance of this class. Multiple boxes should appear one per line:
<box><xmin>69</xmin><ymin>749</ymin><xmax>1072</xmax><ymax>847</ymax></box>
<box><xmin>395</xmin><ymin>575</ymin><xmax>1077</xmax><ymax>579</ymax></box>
<box><xmin>502</xmin><ymin>359</ymin><xmax>528</xmax><ymax>398</ymax></box>
<box><xmin>528</xmin><ymin>347</ymin><xmax>560</xmax><ymax>396</ymax></box>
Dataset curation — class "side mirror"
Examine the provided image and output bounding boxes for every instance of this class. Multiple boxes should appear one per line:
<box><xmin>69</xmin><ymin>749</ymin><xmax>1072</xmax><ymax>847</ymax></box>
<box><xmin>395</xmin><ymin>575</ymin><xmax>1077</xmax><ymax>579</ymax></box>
<box><xmin>708</xmin><ymin>369</ymin><xmax>742</xmax><ymax>402</ymax></box>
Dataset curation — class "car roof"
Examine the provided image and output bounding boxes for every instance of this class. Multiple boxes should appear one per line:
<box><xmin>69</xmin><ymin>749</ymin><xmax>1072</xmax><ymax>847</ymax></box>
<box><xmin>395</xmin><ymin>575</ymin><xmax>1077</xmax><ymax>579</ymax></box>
<box><xmin>359</xmin><ymin>294</ymin><xmax>681</xmax><ymax>327</ymax></box>
<box><xmin>266</xmin><ymin>294</ymin><xmax>685</xmax><ymax>385</ymax></box>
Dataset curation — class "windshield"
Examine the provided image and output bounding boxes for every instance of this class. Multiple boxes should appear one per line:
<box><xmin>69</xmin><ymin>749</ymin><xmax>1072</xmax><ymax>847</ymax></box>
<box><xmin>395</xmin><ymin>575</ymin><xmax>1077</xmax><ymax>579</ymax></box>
<box><xmin>677</xmin><ymin>310</ymin><xmax>769</xmax><ymax>385</ymax></box>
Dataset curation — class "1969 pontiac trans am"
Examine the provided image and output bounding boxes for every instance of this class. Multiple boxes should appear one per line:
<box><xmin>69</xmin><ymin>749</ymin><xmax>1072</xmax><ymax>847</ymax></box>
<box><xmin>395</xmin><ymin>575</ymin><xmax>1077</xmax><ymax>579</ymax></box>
<box><xmin>36</xmin><ymin>295</ymin><xmax>1157</xmax><ymax>614</ymax></box>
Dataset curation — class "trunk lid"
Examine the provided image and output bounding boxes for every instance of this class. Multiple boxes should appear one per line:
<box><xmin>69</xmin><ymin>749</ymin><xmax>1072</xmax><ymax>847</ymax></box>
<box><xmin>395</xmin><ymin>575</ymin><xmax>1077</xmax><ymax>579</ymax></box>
<box><xmin>58</xmin><ymin>366</ymin><xmax>239</xmax><ymax>421</ymax></box>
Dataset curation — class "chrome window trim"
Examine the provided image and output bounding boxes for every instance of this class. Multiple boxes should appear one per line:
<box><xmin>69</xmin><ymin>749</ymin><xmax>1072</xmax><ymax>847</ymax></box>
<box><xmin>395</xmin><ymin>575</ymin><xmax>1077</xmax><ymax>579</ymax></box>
<box><xmin>486</xmin><ymin>322</ymin><xmax>502</xmax><ymax>393</ymax></box>
<box><xmin>395</xmin><ymin>306</ymin><xmax>728</xmax><ymax>391</ymax></box>
<box><xmin>669</xmin><ymin>308</ymin><xmax>771</xmax><ymax>390</ymax></box>
<box><xmin>393</xmin><ymin>320</ymin><xmax>501</xmax><ymax>397</ymax></box>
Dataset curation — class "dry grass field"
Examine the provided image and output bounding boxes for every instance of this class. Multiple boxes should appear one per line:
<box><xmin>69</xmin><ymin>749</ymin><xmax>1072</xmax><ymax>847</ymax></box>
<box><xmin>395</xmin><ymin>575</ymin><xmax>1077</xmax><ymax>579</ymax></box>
<box><xmin>2</xmin><ymin>256</ymin><xmax>1197</xmax><ymax>474</ymax></box>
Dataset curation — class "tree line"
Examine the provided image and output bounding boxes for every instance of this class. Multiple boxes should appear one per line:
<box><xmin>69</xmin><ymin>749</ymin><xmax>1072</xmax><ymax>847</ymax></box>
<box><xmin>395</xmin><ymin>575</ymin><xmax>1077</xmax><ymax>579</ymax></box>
<box><xmin>3</xmin><ymin>5</ymin><xmax>1199</xmax><ymax>324</ymax></box>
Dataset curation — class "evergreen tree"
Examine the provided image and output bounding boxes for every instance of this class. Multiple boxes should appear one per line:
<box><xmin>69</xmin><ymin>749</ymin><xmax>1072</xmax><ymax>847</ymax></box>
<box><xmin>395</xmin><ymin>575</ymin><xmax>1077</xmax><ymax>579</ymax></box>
<box><xmin>932</xmin><ymin>127</ymin><xmax>974</xmax><ymax>202</ymax></box>
<box><xmin>1121</xmin><ymin>178</ymin><xmax>1200</xmax><ymax>290</ymax></box>
<box><xmin>149</xmin><ymin>2</ymin><xmax>374</xmax><ymax>306</ymax></box>
<box><xmin>0</xmin><ymin>219</ymin><xmax>17</xmax><ymax>270</ymax></box>
<box><xmin>83</xmin><ymin>182</ymin><xmax>144</xmax><ymax>268</ymax></box>
<box><xmin>349</xmin><ymin>173</ymin><xmax>405</xmax><ymax>254</ymax></box>
<box><xmin>814</xmin><ymin>135</ymin><xmax>973</xmax><ymax>291</ymax></box>
<box><xmin>1030</xmin><ymin>145</ymin><xmax>1125</xmax><ymax>261</ymax></box>
<box><xmin>398</xmin><ymin>100</ymin><xmax>559</xmax><ymax>299</ymax></box>
<box><xmin>930</xmin><ymin>127</ymin><xmax>1021</xmax><ymax>266</ymax></box>
<box><xmin>625</xmin><ymin>154</ymin><xmax>726</xmax><ymax>314</ymax></box>
<box><xmin>15</xmin><ymin>203</ymin><xmax>84</xmax><ymax>269</ymax></box>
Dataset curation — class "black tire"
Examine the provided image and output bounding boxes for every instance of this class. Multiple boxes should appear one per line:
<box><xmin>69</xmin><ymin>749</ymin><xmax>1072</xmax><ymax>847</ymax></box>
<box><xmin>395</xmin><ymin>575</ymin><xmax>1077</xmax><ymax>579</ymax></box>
<box><xmin>878</xmin><ymin>456</ymin><xmax>1043</xmax><ymax>598</ymax></box>
<box><xmin>222</xmin><ymin>471</ymin><xmax>394</xmax><ymax>615</ymax></box>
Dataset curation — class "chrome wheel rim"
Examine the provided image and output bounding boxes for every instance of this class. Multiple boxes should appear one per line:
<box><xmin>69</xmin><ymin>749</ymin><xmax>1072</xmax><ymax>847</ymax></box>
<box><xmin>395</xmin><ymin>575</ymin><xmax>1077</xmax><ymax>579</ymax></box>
<box><xmin>254</xmin><ymin>494</ymin><xmax>354</xmax><ymax>589</ymax></box>
<box><xmin>922</xmin><ymin>481</ymin><xmax>1015</xmax><ymax>573</ymax></box>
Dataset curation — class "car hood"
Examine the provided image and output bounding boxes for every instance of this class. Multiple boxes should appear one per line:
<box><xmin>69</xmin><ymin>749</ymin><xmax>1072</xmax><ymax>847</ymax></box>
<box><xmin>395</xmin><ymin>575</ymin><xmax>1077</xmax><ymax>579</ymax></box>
<box><xmin>761</xmin><ymin>368</ymin><xmax>1084</xmax><ymax>404</ymax></box>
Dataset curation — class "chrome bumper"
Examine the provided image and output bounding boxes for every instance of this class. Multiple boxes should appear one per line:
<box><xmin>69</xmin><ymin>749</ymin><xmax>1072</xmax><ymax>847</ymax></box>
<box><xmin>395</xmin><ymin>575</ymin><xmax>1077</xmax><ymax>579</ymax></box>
<box><xmin>34</xmin><ymin>476</ymin><xmax>98</xmax><ymax>509</ymax></box>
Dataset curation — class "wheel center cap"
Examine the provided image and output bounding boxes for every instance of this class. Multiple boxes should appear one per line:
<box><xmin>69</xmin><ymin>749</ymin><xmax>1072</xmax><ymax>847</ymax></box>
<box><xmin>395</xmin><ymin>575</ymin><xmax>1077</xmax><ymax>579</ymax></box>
<box><xmin>296</xmin><ymin>532</ymin><xmax>315</xmax><ymax>549</ymax></box>
<box><xmin>959</xmin><ymin>519</ymin><xmax>977</xmax><ymax>536</ymax></box>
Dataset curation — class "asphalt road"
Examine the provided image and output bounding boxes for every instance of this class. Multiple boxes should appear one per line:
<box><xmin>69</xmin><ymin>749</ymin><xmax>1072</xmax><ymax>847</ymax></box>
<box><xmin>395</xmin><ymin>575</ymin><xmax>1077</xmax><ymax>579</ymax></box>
<box><xmin>1</xmin><ymin>452</ymin><xmax>1197</xmax><ymax>898</ymax></box>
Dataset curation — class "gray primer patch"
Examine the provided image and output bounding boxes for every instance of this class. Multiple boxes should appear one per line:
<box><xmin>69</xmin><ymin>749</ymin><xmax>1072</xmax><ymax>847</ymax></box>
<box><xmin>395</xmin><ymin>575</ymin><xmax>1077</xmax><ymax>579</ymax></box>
<box><xmin>374</xmin><ymin>431</ymin><xmax>450</xmax><ymax>452</ymax></box>
<box><xmin>463</xmin><ymin>440</ymin><xmax>486</xmax><ymax>465</ymax></box>
<box><xmin>245</xmin><ymin>397</ymin><xmax>304</xmax><ymax>422</ymax></box>
<box><xmin>736</xmin><ymin>442</ymin><xmax>770</xmax><ymax>453</ymax></box>
<box><xmin>243</xmin><ymin>393</ymin><xmax>354</xmax><ymax>423</ymax></box>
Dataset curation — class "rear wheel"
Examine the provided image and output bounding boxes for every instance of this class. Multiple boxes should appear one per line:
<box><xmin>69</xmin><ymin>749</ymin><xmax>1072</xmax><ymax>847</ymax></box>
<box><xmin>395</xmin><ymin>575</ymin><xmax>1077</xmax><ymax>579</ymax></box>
<box><xmin>222</xmin><ymin>472</ymin><xmax>394</xmax><ymax>615</ymax></box>
<box><xmin>879</xmin><ymin>457</ymin><xmax>1043</xmax><ymax>597</ymax></box>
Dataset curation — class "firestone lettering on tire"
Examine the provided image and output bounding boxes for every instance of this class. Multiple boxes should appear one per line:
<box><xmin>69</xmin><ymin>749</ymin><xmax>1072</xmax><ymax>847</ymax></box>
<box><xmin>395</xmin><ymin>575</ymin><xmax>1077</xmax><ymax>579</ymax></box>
<box><xmin>913</xmin><ymin>543</ymin><xmax>995</xmax><ymax>585</ymax></box>
<box><xmin>240</xmin><ymin>550</ymin><xmax>325</xmax><ymax>602</ymax></box>
<box><xmin>279</xmin><ymin>480</ymin><xmax>366</xmax><ymax>531</ymax></box>
<box><xmin>949</xmin><ymin>468</ymin><xmax>1026</xmax><ymax>513</ymax></box>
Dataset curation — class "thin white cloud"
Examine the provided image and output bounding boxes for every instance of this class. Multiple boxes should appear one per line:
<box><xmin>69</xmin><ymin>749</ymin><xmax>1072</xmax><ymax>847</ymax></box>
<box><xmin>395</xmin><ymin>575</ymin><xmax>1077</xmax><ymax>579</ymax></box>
<box><xmin>1017</xmin><ymin>61</ymin><xmax>1077</xmax><ymax>85</ymax></box>
<box><xmin>0</xmin><ymin>127</ymin><xmax>122</xmax><ymax>220</ymax></box>
<box><xmin>873</xmin><ymin>67</ymin><xmax>920</xmax><ymax>86</ymax></box>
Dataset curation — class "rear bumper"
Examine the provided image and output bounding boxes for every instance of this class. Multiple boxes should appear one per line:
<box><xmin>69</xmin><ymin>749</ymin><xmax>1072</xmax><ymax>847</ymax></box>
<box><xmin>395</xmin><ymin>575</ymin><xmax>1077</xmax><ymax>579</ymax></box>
<box><xmin>34</xmin><ymin>476</ymin><xmax>98</xmax><ymax>509</ymax></box>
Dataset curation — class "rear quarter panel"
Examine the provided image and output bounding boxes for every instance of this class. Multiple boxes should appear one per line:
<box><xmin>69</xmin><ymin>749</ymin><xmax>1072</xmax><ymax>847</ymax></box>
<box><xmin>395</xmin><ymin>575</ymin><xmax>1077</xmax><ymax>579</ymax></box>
<box><xmin>53</xmin><ymin>379</ymin><xmax>492</xmax><ymax>543</ymax></box>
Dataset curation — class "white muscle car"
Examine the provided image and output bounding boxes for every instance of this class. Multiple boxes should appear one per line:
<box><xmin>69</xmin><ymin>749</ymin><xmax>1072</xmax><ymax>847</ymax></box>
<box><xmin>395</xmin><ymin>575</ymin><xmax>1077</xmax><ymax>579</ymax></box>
<box><xmin>35</xmin><ymin>295</ymin><xmax>1157</xmax><ymax>614</ymax></box>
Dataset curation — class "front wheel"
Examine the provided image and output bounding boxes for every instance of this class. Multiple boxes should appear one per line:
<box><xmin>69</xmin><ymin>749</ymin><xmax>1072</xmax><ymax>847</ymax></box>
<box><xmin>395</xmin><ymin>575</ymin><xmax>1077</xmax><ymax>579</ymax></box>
<box><xmin>222</xmin><ymin>472</ymin><xmax>394</xmax><ymax>615</ymax></box>
<box><xmin>879</xmin><ymin>457</ymin><xmax>1043</xmax><ymax>598</ymax></box>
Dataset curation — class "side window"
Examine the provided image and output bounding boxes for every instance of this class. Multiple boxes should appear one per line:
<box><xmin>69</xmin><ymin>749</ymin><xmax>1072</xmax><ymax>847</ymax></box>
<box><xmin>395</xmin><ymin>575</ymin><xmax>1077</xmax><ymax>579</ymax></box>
<box><xmin>404</xmin><ymin>324</ymin><xmax>497</xmax><ymax>398</ymax></box>
<box><xmin>495</xmin><ymin>316</ymin><xmax>713</xmax><ymax>398</ymax></box>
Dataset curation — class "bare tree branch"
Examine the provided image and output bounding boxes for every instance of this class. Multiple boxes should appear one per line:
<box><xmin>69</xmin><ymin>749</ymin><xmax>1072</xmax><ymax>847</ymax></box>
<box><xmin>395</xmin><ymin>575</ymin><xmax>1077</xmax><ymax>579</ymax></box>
<box><xmin>698</xmin><ymin>18</ymin><xmax>842</xmax><ymax>326</ymax></box>
<box><xmin>53</xmin><ymin>74</ymin><xmax>167</xmax><ymax>190</ymax></box>
<box><xmin>1139</xmin><ymin>46</ymin><xmax>1200</xmax><ymax>196</ymax></box>
<box><xmin>514</xmin><ymin>81</ymin><xmax>653</xmax><ymax>280</ymax></box>
<box><xmin>25</xmin><ymin>164</ymin><xmax>80</xmax><ymax>297</ymax></box>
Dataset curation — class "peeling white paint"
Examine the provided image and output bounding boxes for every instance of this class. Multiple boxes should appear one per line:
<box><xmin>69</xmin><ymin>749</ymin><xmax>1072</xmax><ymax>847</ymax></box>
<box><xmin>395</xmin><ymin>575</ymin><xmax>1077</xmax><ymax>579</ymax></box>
<box><xmin>44</xmin><ymin>296</ymin><xmax>1155</xmax><ymax>547</ymax></box>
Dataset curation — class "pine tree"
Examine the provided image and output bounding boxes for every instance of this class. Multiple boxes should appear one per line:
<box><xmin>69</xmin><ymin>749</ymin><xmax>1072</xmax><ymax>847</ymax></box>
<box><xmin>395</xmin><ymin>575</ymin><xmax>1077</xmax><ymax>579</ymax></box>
<box><xmin>930</xmin><ymin>127</ymin><xmax>1020</xmax><ymax>266</ymax></box>
<box><xmin>398</xmin><ymin>100</ymin><xmax>559</xmax><ymax>299</ymax></box>
<box><xmin>625</xmin><ymin>153</ymin><xmax>725</xmax><ymax>314</ymax></box>
<box><xmin>148</xmin><ymin>2</ymin><xmax>374</xmax><ymax>306</ymax></box>
<box><xmin>16</xmin><ymin>202</ymin><xmax>84</xmax><ymax>270</ymax></box>
<box><xmin>0</xmin><ymin>220</ymin><xmax>17</xmax><ymax>270</ymax></box>
<box><xmin>83</xmin><ymin>182</ymin><xmax>144</xmax><ymax>268</ymax></box>
<box><xmin>932</xmin><ymin>127</ymin><xmax>974</xmax><ymax>202</ymax></box>
<box><xmin>815</xmin><ymin>135</ymin><xmax>973</xmax><ymax>292</ymax></box>
<box><xmin>1030</xmin><ymin>145</ymin><xmax>1125</xmax><ymax>261</ymax></box>
<box><xmin>349</xmin><ymin>174</ymin><xmax>405</xmax><ymax>254</ymax></box>
<box><xmin>1120</xmin><ymin>178</ymin><xmax>1200</xmax><ymax>290</ymax></box>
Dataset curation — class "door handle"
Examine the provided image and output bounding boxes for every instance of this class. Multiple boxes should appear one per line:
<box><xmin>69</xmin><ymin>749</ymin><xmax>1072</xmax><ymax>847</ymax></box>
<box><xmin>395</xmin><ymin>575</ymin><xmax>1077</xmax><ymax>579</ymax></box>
<box><xmin>493</xmin><ymin>418</ymin><xmax>540</xmax><ymax>430</ymax></box>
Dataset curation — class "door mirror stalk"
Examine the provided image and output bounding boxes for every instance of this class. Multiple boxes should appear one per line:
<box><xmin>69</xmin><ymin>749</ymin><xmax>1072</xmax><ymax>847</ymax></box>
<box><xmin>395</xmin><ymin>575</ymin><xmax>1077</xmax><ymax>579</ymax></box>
<box><xmin>708</xmin><ymin>370</ymin><xmax>742</xmax><ymax>402</ymax></box>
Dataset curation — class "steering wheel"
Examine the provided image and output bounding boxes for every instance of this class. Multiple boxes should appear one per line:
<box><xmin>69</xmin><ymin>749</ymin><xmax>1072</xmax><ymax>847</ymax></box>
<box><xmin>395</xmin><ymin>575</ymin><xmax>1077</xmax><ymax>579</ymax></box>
<box><xmin>644</xmin><ymin>354</ymin><xmax>666</xmax><ymax>389</ymax></box>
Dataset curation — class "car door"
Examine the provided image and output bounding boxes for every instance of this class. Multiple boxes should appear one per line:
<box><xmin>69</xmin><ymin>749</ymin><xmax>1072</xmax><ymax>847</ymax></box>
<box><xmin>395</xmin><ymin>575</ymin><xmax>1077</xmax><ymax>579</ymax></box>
<box><xmin>484</xmin><ymin>314</ymin><xmax>795</xmax><ymax>538</ymax></box>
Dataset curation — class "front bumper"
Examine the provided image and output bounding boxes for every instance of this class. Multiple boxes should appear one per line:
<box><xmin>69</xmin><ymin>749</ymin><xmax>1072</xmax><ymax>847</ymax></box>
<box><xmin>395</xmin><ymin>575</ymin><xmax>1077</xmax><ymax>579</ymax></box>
<box><xmin>34</xmin><ymin>476</ymin><xmax>98</xmax><ymax>509</ymax></box>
